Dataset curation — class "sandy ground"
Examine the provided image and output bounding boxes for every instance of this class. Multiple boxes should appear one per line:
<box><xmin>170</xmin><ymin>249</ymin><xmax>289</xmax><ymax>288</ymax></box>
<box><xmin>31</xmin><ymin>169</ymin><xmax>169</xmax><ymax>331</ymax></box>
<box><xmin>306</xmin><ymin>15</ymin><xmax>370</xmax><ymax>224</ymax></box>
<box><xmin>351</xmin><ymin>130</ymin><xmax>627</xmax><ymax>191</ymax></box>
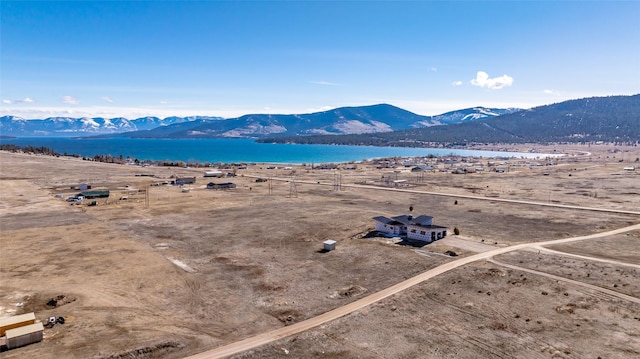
<box><xmin>0</xmin><ymin>143</ymin><xmax>638</xmax><ymax>358</ymax></box>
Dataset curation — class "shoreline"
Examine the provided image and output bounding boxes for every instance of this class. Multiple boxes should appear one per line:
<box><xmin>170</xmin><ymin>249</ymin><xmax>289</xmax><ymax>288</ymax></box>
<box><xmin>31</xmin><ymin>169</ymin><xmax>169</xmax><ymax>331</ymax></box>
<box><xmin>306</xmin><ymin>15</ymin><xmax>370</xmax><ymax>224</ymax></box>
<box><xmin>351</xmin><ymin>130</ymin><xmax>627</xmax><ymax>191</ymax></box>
<box><xmin>0</xmin><ymin>137</ymin><xmax>577</xmax><ymax>166</ymax></box>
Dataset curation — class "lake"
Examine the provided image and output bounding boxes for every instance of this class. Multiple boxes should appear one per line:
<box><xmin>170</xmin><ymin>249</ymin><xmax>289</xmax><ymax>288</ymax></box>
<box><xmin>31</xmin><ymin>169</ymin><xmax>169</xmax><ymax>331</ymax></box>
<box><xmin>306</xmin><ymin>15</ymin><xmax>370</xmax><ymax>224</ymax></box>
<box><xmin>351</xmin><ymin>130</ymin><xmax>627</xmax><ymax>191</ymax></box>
<box><xmin>0</xmin><ymin>137</ymin><xmax>552</xmax><ymax>164</ymax></box>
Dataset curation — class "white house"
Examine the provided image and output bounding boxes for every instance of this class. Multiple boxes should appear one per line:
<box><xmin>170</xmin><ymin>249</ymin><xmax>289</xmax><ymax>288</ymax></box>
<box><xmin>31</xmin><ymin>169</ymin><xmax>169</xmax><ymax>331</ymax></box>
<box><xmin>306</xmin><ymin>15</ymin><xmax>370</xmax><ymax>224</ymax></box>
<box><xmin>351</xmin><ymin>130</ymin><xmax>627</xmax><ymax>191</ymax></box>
<box><xmin>373</xmin><ymin>214</ymin><xmax>447</xmax><ymax>242</ymax></box>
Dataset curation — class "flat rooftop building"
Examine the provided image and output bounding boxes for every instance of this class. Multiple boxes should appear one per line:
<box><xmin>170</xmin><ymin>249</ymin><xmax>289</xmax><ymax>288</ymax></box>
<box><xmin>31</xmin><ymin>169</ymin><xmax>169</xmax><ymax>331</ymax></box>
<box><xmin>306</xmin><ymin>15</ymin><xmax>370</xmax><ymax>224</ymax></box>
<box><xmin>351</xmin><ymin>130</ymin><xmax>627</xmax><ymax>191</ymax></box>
<box><xmin>5</xmin><ymin>322</ymin><xmax>44</xmax><ymax>349</ymax></box>
<box><xmin>0</xmin><ymin>312</ymin><xmax>36</xmax><ymax>336</ymax></box>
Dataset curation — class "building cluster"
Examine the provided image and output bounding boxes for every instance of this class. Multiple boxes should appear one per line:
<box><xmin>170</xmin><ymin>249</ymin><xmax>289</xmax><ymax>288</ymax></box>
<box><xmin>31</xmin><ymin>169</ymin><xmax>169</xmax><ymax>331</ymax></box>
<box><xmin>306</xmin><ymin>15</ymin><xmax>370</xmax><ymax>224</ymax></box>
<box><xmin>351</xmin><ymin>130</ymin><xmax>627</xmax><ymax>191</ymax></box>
<box><xmin>0</xmin><ymin>312</ymin><xmax>43</xmax><ymax>350</ymax></box>
<box><xmin>368</xmin><ymin>156</ymin><xmax>556</xmax><ymax>174</ymax></box>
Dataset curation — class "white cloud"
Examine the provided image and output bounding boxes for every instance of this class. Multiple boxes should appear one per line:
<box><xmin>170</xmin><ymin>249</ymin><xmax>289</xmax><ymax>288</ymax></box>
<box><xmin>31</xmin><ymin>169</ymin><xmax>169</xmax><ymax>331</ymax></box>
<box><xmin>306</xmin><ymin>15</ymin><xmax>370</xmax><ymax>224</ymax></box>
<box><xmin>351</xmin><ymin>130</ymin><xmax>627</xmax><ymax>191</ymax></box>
<box><xmin>452</xmin><ymin>81</ymin><xmax>463</xmax><ymax>86</ymax></box>
<box><xmin>62</xmin><ymin>95</ymin><xmax>79</xmax><ymax>105</ymax></box>
<box><xmin>3</xmin><ymin>98</ymin><xmax>36</xmax><ymax>104</ymax></box>
<box><xmin>100</xmin><ymin>96</ymin><xmax>114</xmax><ymax>103</ymax></box>
<box><xmin>430</xmin><ymin>67</ymin><xmax>438</xmax><ymax>72</ymax></box>
<box><xmin>10</xmin><ymin>97</ymin><xmax>36</xmax><ymax>104</ymax></box>
<box><xmin>470</xmin><ymin>71</ymin><xmax>514</xmax><ymax>90</ymax></box>
<box><xmin>544</xmin><ymin>89</ymin><xmax>564</xmax><ymax>95</ymax></box>
<box><xmin>310</xmin><ymin>81</ymin><xmax>340</xmax><ymax>86</ymax></box>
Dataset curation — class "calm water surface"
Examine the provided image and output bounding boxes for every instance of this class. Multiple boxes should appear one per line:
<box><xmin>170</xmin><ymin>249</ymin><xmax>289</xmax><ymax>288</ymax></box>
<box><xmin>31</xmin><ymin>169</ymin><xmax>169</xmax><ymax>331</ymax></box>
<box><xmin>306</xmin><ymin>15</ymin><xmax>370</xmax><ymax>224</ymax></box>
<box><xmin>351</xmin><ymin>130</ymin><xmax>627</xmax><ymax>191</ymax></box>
<box><xmin>0</xmin><ymin>137</ymin><xmax>551</xmax><ymax>164</ymax></box>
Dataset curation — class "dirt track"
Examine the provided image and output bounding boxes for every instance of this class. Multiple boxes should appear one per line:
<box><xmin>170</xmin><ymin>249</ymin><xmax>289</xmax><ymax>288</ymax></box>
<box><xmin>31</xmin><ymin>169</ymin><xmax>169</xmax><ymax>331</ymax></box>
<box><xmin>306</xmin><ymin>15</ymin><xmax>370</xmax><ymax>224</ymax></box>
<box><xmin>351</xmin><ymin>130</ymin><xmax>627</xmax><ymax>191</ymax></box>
<box><xmin>186</xmin><ymin>223</ymin><xmax>640</xmax><ymax>359</ymax></box>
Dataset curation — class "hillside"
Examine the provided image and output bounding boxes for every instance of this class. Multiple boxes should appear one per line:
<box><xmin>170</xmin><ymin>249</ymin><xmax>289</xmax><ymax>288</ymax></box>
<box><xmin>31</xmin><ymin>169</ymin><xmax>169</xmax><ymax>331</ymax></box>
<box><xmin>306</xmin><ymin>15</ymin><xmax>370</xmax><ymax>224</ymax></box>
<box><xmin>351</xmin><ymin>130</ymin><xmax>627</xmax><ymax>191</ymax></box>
<box><xmin>260</xmin><ymin>95</ymin><xmax>640</xmax><ymax>145</ymax></box>
<box><xmin>87</xmin><ymin>105</ymin><xmax>518</xmax><ymax>139</ymax></box>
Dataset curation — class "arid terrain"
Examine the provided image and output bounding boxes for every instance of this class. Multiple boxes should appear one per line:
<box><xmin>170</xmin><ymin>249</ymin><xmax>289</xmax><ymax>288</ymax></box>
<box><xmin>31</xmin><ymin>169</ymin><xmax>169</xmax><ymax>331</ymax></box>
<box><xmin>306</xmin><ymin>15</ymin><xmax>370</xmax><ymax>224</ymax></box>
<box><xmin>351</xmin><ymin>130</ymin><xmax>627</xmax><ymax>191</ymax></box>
<box><xmin>1</xmin><ymin>143</ymin><xmax>638</xmax><ymax>358</ymax></box>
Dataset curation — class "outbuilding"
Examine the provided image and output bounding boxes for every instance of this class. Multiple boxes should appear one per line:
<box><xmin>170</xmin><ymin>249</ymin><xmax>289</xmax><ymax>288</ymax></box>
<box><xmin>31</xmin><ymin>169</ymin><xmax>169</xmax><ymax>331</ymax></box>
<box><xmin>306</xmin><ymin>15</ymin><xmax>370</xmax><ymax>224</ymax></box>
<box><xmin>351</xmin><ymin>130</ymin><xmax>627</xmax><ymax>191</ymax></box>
<box><xmin>79</xmin><ymin>190</ymin><xmax>110</xmax><ymax>199</ymax></box>
<box><xmin>323</xmin><ymin>239</ymin><xmax>337</xmax><ymax>251</ymax></box>
<box><xmin>5</xmin><ymin>322</ymin><xmax>44</xmax><ymax>349</ymax></box>
<box><xmin>0</xmin><ymin>312</ymin><xmax>36</xmax><ymax>336</ymax></box>
<box><xmin>204</xmin><ymin>170</ymin><xmax>225</xmax><ymax>178</ymax></box>
<box><xmin>175</xmin><ymin>177</ymin><xmax>196</xmax><ymax>185</ymax></box>
<box><xmin>207</xmin><ymin>182</ymin><xmax>236</xmax><ymax>190</ymax></box>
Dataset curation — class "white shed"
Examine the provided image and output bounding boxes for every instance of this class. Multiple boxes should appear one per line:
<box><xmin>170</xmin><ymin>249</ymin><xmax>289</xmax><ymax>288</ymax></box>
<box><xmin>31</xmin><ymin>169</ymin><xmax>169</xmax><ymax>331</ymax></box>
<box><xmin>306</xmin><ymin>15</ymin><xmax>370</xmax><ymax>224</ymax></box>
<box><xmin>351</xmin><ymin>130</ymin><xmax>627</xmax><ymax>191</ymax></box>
<box><xmin>5</xmin><ymin>322</ymin><xmax>44</xmax><ymax>349</ymax></box>
<box><xmin>323</xmin><ymin>240</ymin><xmax>336</xmax><ymax>251</ymax></box>
<box><xmin>0</xmin><ymin>312</ymin><xmax>36</xmax><ymax>336</ymax></box>
<box><xmin>204</xmin><ymin>170</ymin><xmax>225</xmax><ymax>178</ymax></box>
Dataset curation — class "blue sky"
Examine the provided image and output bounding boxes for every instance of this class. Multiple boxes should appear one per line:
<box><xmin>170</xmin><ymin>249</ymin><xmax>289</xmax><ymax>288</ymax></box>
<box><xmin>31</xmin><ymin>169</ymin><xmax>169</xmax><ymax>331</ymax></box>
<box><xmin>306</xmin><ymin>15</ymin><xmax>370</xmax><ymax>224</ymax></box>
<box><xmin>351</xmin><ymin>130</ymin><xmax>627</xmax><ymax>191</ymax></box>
<box><xmin>1</xmin><ymin>1</ymin><xmax>639</xmax><ymax>119</ymax></box>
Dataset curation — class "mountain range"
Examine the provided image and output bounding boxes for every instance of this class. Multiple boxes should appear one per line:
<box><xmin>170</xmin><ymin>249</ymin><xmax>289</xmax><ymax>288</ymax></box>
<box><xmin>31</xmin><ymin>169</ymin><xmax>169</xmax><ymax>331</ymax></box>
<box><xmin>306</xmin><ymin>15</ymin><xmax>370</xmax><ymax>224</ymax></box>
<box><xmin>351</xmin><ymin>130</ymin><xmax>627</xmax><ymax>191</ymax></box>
<box><xmin>0</xmin><ymin>115</ymin><xmax>223</xmax><ymax>137</ymax></box>
<box><xmin>0</xmin><ymin>106</ymin><xmax>518</xmax><ymax>138</ymax></box>
<box><xmin>1</xmin><ymin>95</ymin><xmax>638</xmax><ymax>144</ymax></box>
<box><xmin>262</xmin><ymin>95</ymin><xmax>640</xmax><ymax>145</ymax></box>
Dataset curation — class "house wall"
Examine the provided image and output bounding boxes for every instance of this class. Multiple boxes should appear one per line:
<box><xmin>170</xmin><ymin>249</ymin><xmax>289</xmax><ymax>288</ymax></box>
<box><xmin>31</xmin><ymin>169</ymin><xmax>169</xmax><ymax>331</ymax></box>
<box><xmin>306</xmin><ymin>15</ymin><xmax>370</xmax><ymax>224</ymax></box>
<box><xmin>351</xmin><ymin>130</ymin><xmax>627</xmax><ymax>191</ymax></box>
<box><xmin>5</xmin><ymin>322</ymin><xmax>44</xmax><ymax>349</ymax></box>
<box><xmin>407</xmin><ymin>225</ymin><xmax>447</xmax><ymax>242</ymax></box>
<box><xmin>374</xmin><ymin>221</ymin><xmax>405</xmax><ymax>235</ymax></box>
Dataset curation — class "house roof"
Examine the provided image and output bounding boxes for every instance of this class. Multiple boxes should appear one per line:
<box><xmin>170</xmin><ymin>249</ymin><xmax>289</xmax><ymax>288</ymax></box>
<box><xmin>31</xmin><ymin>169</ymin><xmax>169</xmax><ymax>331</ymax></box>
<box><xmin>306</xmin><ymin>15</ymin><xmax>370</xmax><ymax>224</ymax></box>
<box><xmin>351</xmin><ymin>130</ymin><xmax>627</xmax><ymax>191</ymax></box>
<box><xmin>407</xmin><ymin>224</ymin><xmax>448</xmax><ymax>229</ymax></box>
<box><xmin>372</xmin><ymin>216</ymin><xmax>399</xmax><ymax>225</ymax></box>
<box><xmin>79</xmin><ymin>190</ymin><xmax>110</xmax><ymax>198</ymax></box>
<box><xmin>0</xmin><ymin>312</ymin><xmax>35</xmax><ymax>328</ymax></box>
<box><xmin>373</xmin><ymin>215</ymin><xmax>434</xmax><ymax>226</ymax></box>
<box><xmin>396</xmin><ymin>214</ymin><xmax>433</xmax><ymax>225</ymax></box>
<box><xmin>5</xmin><ymin>322</ymin><xmax>44</xmax><ymax>339</ymax></box>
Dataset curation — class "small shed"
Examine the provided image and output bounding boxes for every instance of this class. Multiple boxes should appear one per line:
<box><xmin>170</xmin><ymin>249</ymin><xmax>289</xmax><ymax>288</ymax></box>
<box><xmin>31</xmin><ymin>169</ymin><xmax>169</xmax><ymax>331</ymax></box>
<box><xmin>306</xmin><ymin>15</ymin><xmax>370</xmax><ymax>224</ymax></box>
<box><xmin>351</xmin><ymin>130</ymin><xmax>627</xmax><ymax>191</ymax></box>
<box><xmin>323</xmin><ymin>239</ymin><xmax>337</xmax><ymax>251</ymax></box>
<box><xmin>79</xmin><ymin>190</ymin><xmax>110</xmax><ymax>199</ymax></box>
<box><xmin>175</xmin><ymin>177</ymin><xmax>196</xmax><ymax>185</ymax></box>
<box><xmin>5</xmin><ymin>322</ymin><xmax>44</xmax><ymax>349</ymax></box>
<box><xmin>204</xmin><ymin>170</ymin><xmax>224</xmax><ymax>178</ymax></box>
<box><xmin>0</xmin><ymin>312</ymin><xmax>36</xmax><ymax>336</ymax></box>
<box><xmin>207</xmin><ymin>182</ymin><xmax>236</xmax><ymax>190</ymax></box>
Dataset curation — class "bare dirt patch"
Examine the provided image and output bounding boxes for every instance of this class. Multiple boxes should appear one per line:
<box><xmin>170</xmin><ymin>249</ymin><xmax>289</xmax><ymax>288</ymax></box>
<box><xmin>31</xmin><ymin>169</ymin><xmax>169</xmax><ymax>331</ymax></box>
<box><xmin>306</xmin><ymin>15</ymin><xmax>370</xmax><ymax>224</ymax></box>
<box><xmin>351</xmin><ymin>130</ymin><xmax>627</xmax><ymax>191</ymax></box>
<box><xmin>232</xmin><ymin>261</ymin><xmax>640</xmax><ymax>359</ymax></box>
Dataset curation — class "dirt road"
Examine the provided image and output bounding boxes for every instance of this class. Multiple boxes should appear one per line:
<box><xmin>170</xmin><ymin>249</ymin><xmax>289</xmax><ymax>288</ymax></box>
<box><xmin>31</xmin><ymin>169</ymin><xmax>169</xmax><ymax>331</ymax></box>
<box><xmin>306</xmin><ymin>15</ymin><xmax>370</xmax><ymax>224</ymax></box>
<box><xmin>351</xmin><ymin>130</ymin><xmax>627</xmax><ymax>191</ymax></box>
<box><xmin>252</xmin><ymin>175</ymin><xmax>640</xmax><ymax>216</ymax></box>
<box><xmin>185</xmin><ymin>222</ymin><xmax>640</xmax><ymax>359</ymax></box>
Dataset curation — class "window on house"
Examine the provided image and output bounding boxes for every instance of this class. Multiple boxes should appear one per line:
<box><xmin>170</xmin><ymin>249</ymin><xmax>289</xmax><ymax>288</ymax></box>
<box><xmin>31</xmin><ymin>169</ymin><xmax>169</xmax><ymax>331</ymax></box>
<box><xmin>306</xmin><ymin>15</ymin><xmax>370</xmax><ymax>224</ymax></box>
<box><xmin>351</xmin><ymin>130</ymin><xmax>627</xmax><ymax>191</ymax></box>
<box><xmin>411</xmin><ymin>229</ymin><xmax>416</xmax><ymax>233</ymax></box>
<box><xmin>420</xmin><ymin>231</ymin><xmax>426</xmax><ymax>235</ymax></box>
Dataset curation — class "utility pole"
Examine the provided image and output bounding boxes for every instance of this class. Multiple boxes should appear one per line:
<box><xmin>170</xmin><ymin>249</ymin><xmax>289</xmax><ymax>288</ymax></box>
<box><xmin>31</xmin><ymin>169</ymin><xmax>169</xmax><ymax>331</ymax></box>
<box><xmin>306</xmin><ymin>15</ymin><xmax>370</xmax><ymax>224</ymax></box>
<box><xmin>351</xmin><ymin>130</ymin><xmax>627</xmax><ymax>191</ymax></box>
<box><xmin>288</xmin><ymin>176</ymin><xmax>297</xmax><ymax>198</ymax></box>
<box><xmin>333</xmin><ymin>172</ymin><xmax>342</xmax><ymax>191</ymax></box>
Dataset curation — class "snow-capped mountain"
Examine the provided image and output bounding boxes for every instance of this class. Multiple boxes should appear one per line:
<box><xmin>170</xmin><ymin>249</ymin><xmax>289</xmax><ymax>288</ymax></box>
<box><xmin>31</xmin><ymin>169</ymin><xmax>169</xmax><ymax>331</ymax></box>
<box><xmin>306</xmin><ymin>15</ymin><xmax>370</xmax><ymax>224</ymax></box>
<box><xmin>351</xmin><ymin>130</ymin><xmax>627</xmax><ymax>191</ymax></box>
<box><xmin>0</xmin><ymin>106</ymin><xmax>518</xmax><ymax>138</ymax></box>
<box><xmin>115</xmin><ymin>105</ymin><xmax>521</xmax><ymax>138</ymax></box>
<box><xmin>414</xmin><ymin>107</ymin><xmax>522</xmax><ymax>126</ymax></box>
<box><xmin>0</xmin><ymin>116</ymin><xmax>224</xmax><ymax>137</ymax></box>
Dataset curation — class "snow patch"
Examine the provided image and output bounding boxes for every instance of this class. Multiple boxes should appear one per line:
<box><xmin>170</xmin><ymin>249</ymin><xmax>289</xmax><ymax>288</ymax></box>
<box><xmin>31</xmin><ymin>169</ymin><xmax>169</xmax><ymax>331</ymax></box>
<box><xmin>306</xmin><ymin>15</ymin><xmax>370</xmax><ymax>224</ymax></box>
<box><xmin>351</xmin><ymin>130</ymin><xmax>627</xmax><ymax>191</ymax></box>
<box><xmin>167</xmin><ymin>257</ymin><xmax>196</xmax><ymax>273</ymax></box>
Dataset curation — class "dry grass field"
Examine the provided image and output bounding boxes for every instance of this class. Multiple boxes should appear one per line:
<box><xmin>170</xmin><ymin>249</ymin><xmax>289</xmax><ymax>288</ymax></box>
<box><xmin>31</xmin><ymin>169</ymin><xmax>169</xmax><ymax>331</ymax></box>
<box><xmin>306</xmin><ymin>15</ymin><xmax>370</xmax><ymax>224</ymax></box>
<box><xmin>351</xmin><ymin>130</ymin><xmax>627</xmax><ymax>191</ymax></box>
<box><xmin>0</xmin><ymin>143</ymin><xmax>638</xmax><ymax>358</ymax></box>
